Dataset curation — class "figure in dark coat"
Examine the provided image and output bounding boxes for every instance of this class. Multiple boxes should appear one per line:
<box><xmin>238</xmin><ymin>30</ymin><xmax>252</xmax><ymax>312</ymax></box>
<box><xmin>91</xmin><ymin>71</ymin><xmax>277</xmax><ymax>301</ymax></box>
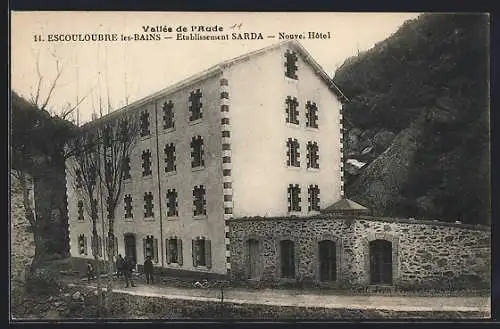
<box><xmin>144</xmin><ymin>256</ymin><xmax>154</xmax><ymax>284</ymax></box>
<box><xmin>123</xmin><ymin>256</ymin><xmax>136</xmax><ymax>288</ymax></box>
<box><xmin>116</xmin><ymin>254</ymin><xmax>124</xmax><ymax>278</ymax></box>
<box><xmin>86</xmin><ymin>261</ymin><xmax>94</xmax><ymax>283</ymax></box>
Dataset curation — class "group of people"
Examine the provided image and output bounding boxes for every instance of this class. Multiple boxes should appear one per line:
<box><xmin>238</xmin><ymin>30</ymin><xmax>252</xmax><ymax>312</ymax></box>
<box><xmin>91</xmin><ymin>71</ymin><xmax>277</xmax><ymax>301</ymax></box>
<box><xmin>85</xmin><ymin>254</ymin><xmax>156</xmax><ymax>287</ymax></box>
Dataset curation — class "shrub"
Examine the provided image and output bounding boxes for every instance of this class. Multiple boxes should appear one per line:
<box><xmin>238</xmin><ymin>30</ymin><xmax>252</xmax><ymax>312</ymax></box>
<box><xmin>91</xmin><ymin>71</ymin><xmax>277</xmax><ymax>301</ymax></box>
<box><xmin>25</xmin><ymin>268</ymin><xmax>63</xmax><ymax>295</ymax></box>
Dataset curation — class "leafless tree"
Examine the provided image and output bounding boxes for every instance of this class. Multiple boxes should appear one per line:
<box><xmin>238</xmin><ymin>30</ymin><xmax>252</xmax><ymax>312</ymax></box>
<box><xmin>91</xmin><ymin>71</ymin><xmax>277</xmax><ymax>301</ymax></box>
<box><xmin>66</xmin><ymin>130</ymin><xmax>104</xmax><ymax>317</ymax></box>
<box><xmin>65</xmin><ymin>111</ymin><xmax>139</xmax><ymax>316</ymax></box>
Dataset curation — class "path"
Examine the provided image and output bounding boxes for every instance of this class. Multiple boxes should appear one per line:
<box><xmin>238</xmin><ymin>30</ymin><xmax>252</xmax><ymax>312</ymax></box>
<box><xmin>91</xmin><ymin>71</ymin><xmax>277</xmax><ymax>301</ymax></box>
<box><xmin>70</xmin><ymin>279</ymin><xmax>491</xmax><ymax>313</ymax></box>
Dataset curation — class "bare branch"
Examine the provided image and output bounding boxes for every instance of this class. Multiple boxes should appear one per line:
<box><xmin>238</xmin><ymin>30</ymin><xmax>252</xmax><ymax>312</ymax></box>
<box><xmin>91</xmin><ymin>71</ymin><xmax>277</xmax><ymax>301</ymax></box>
<box><xmin>40</xmin><ymin>55</ymin><xmax>64</xmax><ymax>111</ymax></box>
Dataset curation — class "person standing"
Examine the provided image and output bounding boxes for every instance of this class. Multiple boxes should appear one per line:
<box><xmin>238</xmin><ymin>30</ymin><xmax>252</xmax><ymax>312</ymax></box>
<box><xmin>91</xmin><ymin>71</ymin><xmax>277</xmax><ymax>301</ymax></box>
<box><xmin>144</xmin><ymin>256</ymin><xmax>154</xmax><ymax>284</ymax></box>
<box><xmin>86</xmin><ymin>261</ymin><xmax>94</xmax><ymax>283</ymax></box>
<box><xmin>116</xmin><ymin>254</ymin><xmax>124</xmax><ymax>279</ymax></box>
<box><xmin>123</xmin><ymin>256</ymin><xmax>136</xmax><ymax>288</ymax></box>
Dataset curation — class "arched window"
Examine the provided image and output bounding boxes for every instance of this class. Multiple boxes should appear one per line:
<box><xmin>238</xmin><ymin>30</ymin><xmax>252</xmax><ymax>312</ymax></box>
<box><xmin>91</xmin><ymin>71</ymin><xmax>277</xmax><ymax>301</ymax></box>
<box><xmin>280</xmin><ymin>240</ymin><xmax>295</xmax><ymax>278</ymax></box>
<box><xmin>369</xmin><ymin>239</ymin><xmax>392</xmax><ymax>285</ymax></box>
<box><xmin>319</xmin><ymin>240</ymin><xmax>336</xmax><ymax>281</ymax></box>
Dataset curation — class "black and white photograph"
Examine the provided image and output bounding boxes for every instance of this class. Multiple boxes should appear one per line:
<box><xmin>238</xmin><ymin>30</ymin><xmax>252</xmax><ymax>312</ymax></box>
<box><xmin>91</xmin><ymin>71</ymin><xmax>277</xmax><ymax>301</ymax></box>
<box><xmin>9</xmin><ymin>11</ymin><xmax>491</xmax><ymax>320</ymax></box>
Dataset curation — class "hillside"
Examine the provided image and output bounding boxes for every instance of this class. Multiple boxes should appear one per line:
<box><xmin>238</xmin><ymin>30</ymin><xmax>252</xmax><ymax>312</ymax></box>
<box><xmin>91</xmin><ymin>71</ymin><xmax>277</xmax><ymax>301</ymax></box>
<box><xmin>334</xmin><ymin>13</ymin><xmax>490</xmax><ymax>224</ymax></box>
<box><xmin>11</xmin><ymin>91</ymin><xmax>74</xmax><ymax>258</ymax></box>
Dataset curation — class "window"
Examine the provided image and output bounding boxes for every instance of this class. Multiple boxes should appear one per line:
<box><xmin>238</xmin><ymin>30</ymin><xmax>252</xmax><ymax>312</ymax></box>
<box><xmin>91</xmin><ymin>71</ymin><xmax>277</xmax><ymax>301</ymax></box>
<box><xmin>285</xmin><ymin>97</ymin><xmax>299</xmax><ymax>124</ymax></box>
<box><xmin>142</xmin><ymin>150</ymin><xmax>152</xmax><ymax>177</ymax></box>
<box><xmin>77</xmin><ymin>200</ymin><xmax>84</xmax><ymax>221</ymax></box>
<box><xmin>75</xmin><ymin>169</ymin><xmax>83</xmax><ymax>188</ymax></box>
<box><xmin>286</xmin><ymin>138</ymin><xmax>300</xmax><ymax>167</ymax></box>
<box><xmin>119</xmin><ymin>118</ymin><xmax>130</xmax><ymax>142</ymax></box>
<box><xmin>163</xmin><ymin>101</ymin><xmax>175</xmax><ymax>130</ymax></box>
<box><xmin>223</xmin><ymin>182</ymin><xmax>232</xmax><ymax>189</ymax></box>
<box><xmin>124</xmin><ymin>194</ymin><xmax>133</xmax><ymax>219</ymax></box>
<box><xmin>103</xmin><ymin>124</ymin><xmax>113</xmax><ymax>147</ymax></box>
<box><xmin>287</xmin><ymin>184</ymin><xmax>301</xmax><ymax>212</ymax></box>
<box><xmin>140</xmin><ymin>110</ymin><xmax>150</xmax><ymax>137</ymax></box>
<box><xmin>306</xmin><ymin>101</ymin><xmax>318</xmax><ymax>128</ymax></box>
<box><xmin>91</xmin><ymin>198</ymin><xmax>98</xmax><ymax>219</ymax></box>
<box><xmin>284</xmin><ymin>49</ymin><xmax>298</xmax><ymax>80</ymax></box>
<box><xmin>222</xmin><ymin>143</ymin><xmax>231</xmax><ymax>150</ymax></box>
<box><xmin>222</xmin><ymin>130</ymin><xmax>230</xmax><ymax>138</ymax></box>
<box><xmin>78</xmin><ymin>234</ymin><xmax>87</xmax><ymax>255</ymax></box>
<box><xmin>122</xmin><ymin>156</ymin><xmax>131</xmax><ymax>180</ymax></box>
<box><xmin>369</xmin><ymin>240</ymin><xmax>393</xmax><ymax>285</ymax></box>
<box><xmin>191</xmin><ymin>136</ymin><xmax>205</xmax><ymax>168</ymax></box>
<box><xmin>319</xmin><ymin>240</ymin><xmax>336</xmax><ymax>281</ymax></box>
<box><xmin>192</xmin><ymin>237</ymin><xmax>211</xmax><ymax>268</ymax></box>
<box><xmin>220</xmin><ymin>91</ymin><xmax>229</xmax><ymax>99</ymax></box>
<box><xmin>307</xmin><ymin>142</ymin><xmax>320</xmax><ymax>169</ymax></box>
<box><xmin>308</xmin><ymin>185</ymin><xmax>320</xmax><ymax>212</ymax></box>
<box><xmin>91</xmin><ymin>235</ymin><xmax>103</xmax><ymax>257</ymax></box>
<box><xmin>193</xmin><ymin>185</ymin><xmax>206</xmax><ymax>216</ymax></box>
<box><xmin>144</xmin><ymin>192</ymin><xmax>154</xmax><ymax>218</ymax></box>
<box><xmin>105</xmin><ymin>196</ymin><xmax>113</xmax><ymax>220</ymax></box>
<box><xmin>166</xmin><ymin>237</ymin><xmax>183</xmax><ymax>265</ymax></box>
<box><xmin>166</xmin><ymin>189</ymin><xmax>179</xmax><ymax>217</ymax></box>
<box><xmin>143</xmin><ymin>235</ymin><xmax>159</xmax><ymax>263</ymax></box>
<box><xmin>89</xmin><ymin>170</ymin><xmax>97</xmax><ymax>186</ymax></box>
<box><xmin>280</xmin><ymin>240</ymin><xmax>295</xmax><ymax>278</ymax></box>
<box><xmin>105</xmin><ymin>161</ymin><xmax>113</xmax><ymax>184</ymax></box>
<box><xmin>220</xmin><ymin>78</ymin><xmax>228</xmax><ymax>86</ymax></box>
<box><xmin>189</xmin><ymin>89</ymin><xmax>203</xmax><ymax>121</ymax></box>
<box><xmin>164</xmin><ymin>143</ymin><xmax>176</xmax><ymax>173</ymax></box>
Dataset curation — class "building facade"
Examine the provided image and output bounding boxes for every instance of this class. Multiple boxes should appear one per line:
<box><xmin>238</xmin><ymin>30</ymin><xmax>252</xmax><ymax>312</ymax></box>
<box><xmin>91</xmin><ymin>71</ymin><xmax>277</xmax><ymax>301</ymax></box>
<box><xmin>66</xmin><ymin>40</ymin><xmax>347</xmax><ymax>278</ymax></box>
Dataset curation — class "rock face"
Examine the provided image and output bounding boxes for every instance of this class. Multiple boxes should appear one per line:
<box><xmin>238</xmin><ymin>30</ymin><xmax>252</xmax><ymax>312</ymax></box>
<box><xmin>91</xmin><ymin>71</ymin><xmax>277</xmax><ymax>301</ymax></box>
<box><xmin>10</xmin><ymin>171</ymin><xmax>36</xmax><ymax>306</ymax></box>
<box><xmin>229</xmin><ymin>215</ymin><xmax>490</xmax><ymax>290</ymax></box>
<box><xmin>346</xmin><ymin>123</ymin><xmax>423</xmax><ymax>215</ymax></box>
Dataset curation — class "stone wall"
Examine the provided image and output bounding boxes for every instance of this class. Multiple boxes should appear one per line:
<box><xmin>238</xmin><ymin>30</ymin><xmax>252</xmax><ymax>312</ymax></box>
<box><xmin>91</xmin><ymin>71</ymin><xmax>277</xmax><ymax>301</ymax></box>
<box><xmin>228</xmin><ymin>215</ymin><xmax>490</xmax><ymax>290</ymax></box>
<box><xmin>10</xmin><ymin>171</ymin><xmax>36</xmax><ymax>306</ymax></box>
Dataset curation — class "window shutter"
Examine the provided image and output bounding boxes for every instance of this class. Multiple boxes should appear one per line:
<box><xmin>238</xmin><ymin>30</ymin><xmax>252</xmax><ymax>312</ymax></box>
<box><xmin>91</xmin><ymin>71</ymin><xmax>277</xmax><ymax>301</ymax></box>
<box><xmin>153</xmin><ymin>238</ymin><xmax>159</xmax><ymax>263</ymax></box>
<box><xmin>114</xmin><ymin>237</ymin><xmax>118</xmax><ymax>256</ymax></box>
<box><xmin>143</xmin><ymin>238</ymin><xmax>147</xmax><ymax>262</ymax></box>
<box><xmin>166</xmin><ymin>239</ymin><xmax>171</xmax><ymax>264</ymax></box>
<box><xmin>104</xmin><ymin>237</ymin><xmax>108</xmax><ymax>256</ymax></box>
<box><xmin>192</xmin><ymin>240</ymin><xmax>197</xmax><ymax>267</ymax></box>
<box><xmin>98</xmin><ymin>236</ymin><xmax>102</xmax><ymax>257</ymax></box>
<box><xmin>84</xmin><ymin>236</ymin><xmax>88</xmax><ymax>255</ymax></box>
<box><xmin>177</xmin><ymin>239</ymin><xmax>183</xmax><ymax>266</ymax></box>
<box><xmin>205</xmin><ymin>239</ymin><xmax>212</xmax><ymax>269</ymax></box>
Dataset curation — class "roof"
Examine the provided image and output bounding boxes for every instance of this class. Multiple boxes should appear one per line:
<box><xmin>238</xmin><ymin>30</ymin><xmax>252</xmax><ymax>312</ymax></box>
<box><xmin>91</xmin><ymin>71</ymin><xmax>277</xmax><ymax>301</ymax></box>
<box><xmin>322</xmin><ymin>198</ymin><xmax>370</xmax><ymax>213</ymax></box>
<box><xmin>83</xmin><ymin>40</ymin><xmax>348</xmax><ymax>128</ymax></box>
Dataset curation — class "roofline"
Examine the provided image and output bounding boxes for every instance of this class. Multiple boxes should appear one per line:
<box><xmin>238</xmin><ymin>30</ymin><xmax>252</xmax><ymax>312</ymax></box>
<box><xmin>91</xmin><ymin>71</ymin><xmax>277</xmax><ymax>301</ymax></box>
<box><xmin>82</xmin><ymin>40</ymin><xmax>348</xmax><ymax>128</ymax></box>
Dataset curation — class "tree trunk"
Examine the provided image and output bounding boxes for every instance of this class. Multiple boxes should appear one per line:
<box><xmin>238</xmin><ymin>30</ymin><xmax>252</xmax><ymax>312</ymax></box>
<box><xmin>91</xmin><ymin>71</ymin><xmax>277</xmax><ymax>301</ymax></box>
<box><xmin>91</xmin><ymin>216</ymin><xmax>102</xmax><ymax>318</ymax></box>
<box><xmin>18</xmin><ymin>171</ymin><xmax>41</xmax><ymax>277</ymax></box>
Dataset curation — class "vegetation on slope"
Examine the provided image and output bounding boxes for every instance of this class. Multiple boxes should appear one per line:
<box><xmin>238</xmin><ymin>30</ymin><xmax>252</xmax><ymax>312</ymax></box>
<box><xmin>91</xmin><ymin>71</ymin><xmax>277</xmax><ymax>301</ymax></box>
<box><xmin>334</xmin><ymin>13</ymin><xmax>490</xmax><ymax>224</ymax></box>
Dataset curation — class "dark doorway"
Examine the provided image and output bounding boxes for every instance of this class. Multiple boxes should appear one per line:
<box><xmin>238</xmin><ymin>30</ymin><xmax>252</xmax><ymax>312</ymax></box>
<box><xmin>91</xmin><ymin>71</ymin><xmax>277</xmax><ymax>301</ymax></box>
<box><xmin>124</xmin><ymin>233</ymin><xmax>137</xmax><ymax>265</ymax></box>
<box><xmin>319</xmin><ymin>240</ymin><xmax>337</xmax><ymax>281</ymax></box>
<box><xmin>247</xmin><ymin>239</ymin><xmax>260</xmax><ymax>279</ymax></box>
<box><xmin>280</xmin><ymin>240</ymin><xmax>295</xmax><ymax>278</ymax></box>
<box><xmin>369</xmin><ymin>239</ymin><xmax>392</xmax><ymax>285</ymax></box>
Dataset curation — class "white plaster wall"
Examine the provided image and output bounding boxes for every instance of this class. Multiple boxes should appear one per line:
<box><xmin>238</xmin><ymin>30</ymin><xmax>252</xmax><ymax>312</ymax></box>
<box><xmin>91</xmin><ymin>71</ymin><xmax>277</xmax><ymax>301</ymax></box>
<box><xmin>227</xmin><ymin>45</ymin><xmax>342</xmax><ymax>218</ymax></box>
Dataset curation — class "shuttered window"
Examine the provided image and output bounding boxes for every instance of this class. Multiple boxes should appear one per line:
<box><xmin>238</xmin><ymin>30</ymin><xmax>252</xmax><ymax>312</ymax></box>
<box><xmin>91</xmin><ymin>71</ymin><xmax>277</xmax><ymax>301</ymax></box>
<box><xmin>192</xmin><ymin>237</ymin><xmax>211</xmax><ymax>268</ymax></box>
<box><xmin>166</xmin><ymin>237</ymin><xmax>183</xmax><ymax>265</ymax></box>
<box><xmin>143</xmin><ymin>235</ymin><xmax>159</xmax><ymax>263</ymax></box>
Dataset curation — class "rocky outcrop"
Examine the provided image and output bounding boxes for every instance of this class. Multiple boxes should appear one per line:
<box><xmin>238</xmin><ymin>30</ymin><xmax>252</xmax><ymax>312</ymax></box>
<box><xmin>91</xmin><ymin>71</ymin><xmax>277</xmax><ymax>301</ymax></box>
<box><xmin>346</xmin><ymin>123</ymin><xmax>423</xmax><ymax>215</ymax></box>
<box><xmin>10</xmin><ymin>171</ymin><xmax>36</xmax><ymax>306</ymax></box>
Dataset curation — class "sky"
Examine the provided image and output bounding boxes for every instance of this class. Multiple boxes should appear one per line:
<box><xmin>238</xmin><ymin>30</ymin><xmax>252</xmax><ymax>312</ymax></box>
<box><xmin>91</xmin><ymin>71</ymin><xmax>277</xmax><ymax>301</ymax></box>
<box><xmin>11</xmin><ymin>12</ymin><xmax>421</xmax><ymax>124</ymax></box>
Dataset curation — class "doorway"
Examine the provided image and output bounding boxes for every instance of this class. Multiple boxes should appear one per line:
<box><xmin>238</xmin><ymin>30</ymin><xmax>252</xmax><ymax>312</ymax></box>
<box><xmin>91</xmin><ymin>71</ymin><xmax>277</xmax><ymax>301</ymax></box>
<box><xmin>369</xmin><ymin>239</ymin><xmax>392</xmax><ymax>285</ymax></box>
<box><xmin>124</xmin><ymin>233</ymin><xmax>137</xmax><ymax>265</ymax></box>
<box><xmin>247</xmin><ymin>239</ymin><xmax>260</xmax><ymax>279</ymax></box>
<box><xmin>319</xmin><ymin>240</ymin><xmax>337</xmax><ymax>281</ymax></box>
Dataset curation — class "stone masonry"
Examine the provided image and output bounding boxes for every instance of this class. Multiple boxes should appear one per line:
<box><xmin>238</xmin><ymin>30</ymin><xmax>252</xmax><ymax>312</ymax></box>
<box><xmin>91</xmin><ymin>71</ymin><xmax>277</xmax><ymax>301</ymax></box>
<box><xmin>228</xmin><ymin>214</ymin><xmax>490</xmax><ymax>290</ymax></box>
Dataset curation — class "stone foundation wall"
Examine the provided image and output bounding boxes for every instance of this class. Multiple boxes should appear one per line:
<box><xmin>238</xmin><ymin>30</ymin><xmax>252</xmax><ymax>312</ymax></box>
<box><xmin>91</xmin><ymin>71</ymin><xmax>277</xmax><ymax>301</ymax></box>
<box><xmin>228</xmin><ymin>215</ymin><xmax>490</xmax><ymax>290</ymax></box>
